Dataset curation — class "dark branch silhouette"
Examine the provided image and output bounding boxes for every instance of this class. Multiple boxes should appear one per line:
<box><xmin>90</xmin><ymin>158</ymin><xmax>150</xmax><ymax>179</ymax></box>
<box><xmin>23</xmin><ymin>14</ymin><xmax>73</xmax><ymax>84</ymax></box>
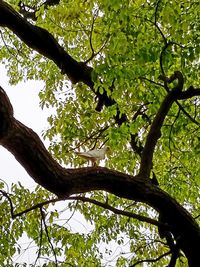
<box><xmin>130</xmin><ymin>251</ymin><xmax>171</xmax><ymax>267</ymax></box>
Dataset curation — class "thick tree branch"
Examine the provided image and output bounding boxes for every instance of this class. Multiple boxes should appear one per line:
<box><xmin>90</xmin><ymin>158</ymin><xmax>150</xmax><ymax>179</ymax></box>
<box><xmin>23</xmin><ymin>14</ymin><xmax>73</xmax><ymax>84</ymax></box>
<box><xmin>0</xmin><ymin>86</ymin><xmax>200</xmax><ymax>266</ymax></box>
<box><xmin>139</xmin><ymin>71</ymin><xmax>184</xmax><ymax>178</ymax></box>
<box><xmin>0</xmin><ymin>1</ymin><xmax>93</xmax><ymax>86</ymax></box>
<box><xmin>178</xmin><ymin>86</ymin><xmax>200</xmax><ymax>100</ymax></box>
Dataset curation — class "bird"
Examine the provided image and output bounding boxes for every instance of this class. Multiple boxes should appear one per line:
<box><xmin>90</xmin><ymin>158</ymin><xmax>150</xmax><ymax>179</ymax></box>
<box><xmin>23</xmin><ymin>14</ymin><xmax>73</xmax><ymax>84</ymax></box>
<box><xmin>75</xmin><ymin>146</ymin><xmax>108</xmax><ymax>166</ymax></box>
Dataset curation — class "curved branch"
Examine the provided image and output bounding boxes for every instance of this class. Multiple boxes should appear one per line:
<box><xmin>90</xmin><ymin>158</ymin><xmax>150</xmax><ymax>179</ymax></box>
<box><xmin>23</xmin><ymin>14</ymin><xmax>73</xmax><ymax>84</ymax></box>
<box><xmin>139</xmin><ymin>71</ymin><xmax>184</xmax><ymax>178</ymax></box>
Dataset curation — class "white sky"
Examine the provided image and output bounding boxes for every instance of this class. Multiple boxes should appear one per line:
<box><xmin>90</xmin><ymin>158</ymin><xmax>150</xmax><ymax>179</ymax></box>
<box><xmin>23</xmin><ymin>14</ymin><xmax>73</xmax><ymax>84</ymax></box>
<box><xmin>0</xmin><ymin>64</ymin><xmax>49</xmax><ymax>189</ymax></box>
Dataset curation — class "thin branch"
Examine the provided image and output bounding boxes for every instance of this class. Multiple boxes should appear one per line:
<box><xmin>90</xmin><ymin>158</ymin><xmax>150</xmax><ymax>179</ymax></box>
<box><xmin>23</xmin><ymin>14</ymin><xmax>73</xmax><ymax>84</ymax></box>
<box><xmin>160</xmin><ymin>42</ymin><xmax>172</xmax><ymax>79</ymax></box>
<box><xmin>67</xmin><ymin>125</ymin><xmax>109</xmax><ymax>153</ymax></box>
<box><xmin>154</xmin><ymin>0</ymin><xmax>160</xmax><ymax>25</ymax></box>
<box><xmin>0</xmin><ymin>178</ymin><xmax>9</xmax><ymax>193</ymax></box>
<box><xmin>84</xmin><ymin>36</ymin><xmax>109</xmax><ymax>64</ymax></box>
<box><xmin>176</xmin><ymin>101</ymin><xmax>200</xmax><ymax>126</ymax></box>
<box><xmin>0</xmin><ymin>189</ymin><xmax>61</xmax><ymax>218</ymax></box>
<box><xmin>139</xmin><ymin>76</ymin><xmax>165</xmax><ymax>88</ymax></box>
<box><xmin>67</xmin><ymin>196</ymin><xmax>170</xmax><ymax>229</ymax></box>
<box><xmin>34</xmin><ymin>214</ymin><xmax>43</xmax><ymax>266</ymax></box>
<box><xmin>130</xmin><ymin>250</ymin><xmax>171</xmax><ymax>267</ymax></box>
<box><xmin>65</xmin><ymin>200</ymin><xmax>78</xmax><ymax>224</ymax></box>
<box><xmin>154</xmin><ymin>0</ymin><xmax>167</xmax><ymax>45</ymax></box>
<box><xmin>0</xmin><ymin>189</ymin><xmax>167</xmax><ymax>229</ymax></box>
<box><xmin>89</xmin><ymin>12</ymin><xmax>96</xmax><ymax>57</ymax></box>
<box><xmin>13</xmin><ymin>198</ymin><xmax>62</xmax><ymax>218</ymax></box>
<box><xmin>40</xmin><ymin>207</ymin><xmax>58</xmax><ymax>267</ymax></box>
<box><xmin>0</xmin><ymin>190</ymin><xmax>15</xmax><ymax>217</ymax></box>
<box><xmin>168</xmin><ymin>109</ymin><xmax>181</xmax><ymax>160</ymax></box>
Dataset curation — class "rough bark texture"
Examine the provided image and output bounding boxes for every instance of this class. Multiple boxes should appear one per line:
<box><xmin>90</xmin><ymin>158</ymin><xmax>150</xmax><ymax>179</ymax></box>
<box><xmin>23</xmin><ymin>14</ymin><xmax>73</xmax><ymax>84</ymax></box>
<box><xmin>0</xmin><ymin>1</ymin><xmax>200</xmax><ymax>266</ymax></box>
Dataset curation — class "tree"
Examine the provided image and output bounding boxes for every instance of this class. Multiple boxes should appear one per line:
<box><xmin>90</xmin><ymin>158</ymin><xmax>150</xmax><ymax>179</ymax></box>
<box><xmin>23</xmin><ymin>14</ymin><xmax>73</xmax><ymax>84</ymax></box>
<box><xmin>0</xmin><ymin>0</ymin><xmax>199</xmax><ymax>266</ymax></box>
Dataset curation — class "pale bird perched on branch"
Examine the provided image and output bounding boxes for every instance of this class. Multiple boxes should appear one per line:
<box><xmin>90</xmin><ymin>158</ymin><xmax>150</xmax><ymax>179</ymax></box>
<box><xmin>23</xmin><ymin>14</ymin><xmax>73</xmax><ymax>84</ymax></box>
<box><xmin>75</xmin><ymin>146</ymin><xmax>108</xmax><ymax>166</ymax></box>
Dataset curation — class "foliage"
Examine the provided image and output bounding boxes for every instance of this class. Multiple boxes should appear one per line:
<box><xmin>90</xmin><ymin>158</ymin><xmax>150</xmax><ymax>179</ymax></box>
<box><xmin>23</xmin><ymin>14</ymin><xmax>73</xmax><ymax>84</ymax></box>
<box><xmin>0</xmin><ymin>0</ymin><xmax>199</xmax><ymax>266</ymax></box>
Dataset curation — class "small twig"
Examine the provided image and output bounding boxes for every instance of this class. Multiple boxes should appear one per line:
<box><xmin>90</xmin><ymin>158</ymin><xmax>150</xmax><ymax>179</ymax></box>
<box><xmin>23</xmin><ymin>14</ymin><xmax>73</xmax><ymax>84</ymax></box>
<box><xmin>84</xmin><ymin>8</ymin><xmax>111</xmax><ymax>64</ymax></box>
<box><xmin>34</xmin><ymin>215</ymin><xmax>43</xmax><ymax>266</ymax></box>
<box><xmin>139</xmin><ymin>76</ymin><xmax>165</xmax><ymax>88</ymax></box>
<box><xmin>65</xmin><ymin>200</ymin><xmax>78</xmax><ymax>224</ymax></box>
<box><xmin>0</xmin><ymin>190</ymin><xmax>15</xmax><ymax>218</ymax></box>
<box><xmin>84</xmin><ymin>35</ymin><xmax>110</xmax><ymax>64</ymax></box>
<box><xmin>154</xmin><ymin>0</ymin><xmax>167</xmax><ymax>45</ymax></box>
<box><xmin>67</xmin><ymin>125</ymin><xmax>109</xmax><ymax>153</ymax></box>
<box><xmin>14</xmin><ymin>198</ymin><xmax>61</xmax><ymax>218</ymax></box>
<box><xmin>0</xmin><ymin>178</ymin><xmax>9</xmax><ymax>193</ymax></box>
<box><xmin>40</xmin><ymin>207</ymin><xmax>58</xmax><ymax>267</ymax></box>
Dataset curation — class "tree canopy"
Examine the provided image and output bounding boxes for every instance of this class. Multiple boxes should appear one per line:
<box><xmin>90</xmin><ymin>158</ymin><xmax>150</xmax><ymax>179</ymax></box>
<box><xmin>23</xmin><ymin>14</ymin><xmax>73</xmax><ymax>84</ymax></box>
<box><xmin>0</xmin><ymin>0</ymin><xmax>199</xmax><ymax>266</ymax></box>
